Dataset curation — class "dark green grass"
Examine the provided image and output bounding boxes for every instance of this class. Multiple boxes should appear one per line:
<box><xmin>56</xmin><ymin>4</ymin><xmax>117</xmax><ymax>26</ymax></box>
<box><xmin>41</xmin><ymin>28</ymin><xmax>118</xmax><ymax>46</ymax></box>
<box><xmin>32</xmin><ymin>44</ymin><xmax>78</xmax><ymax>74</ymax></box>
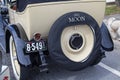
<box><xmin>105</xmin><ymin>4</ymin><xmax>120</xmax><ymax>15</ymax></box>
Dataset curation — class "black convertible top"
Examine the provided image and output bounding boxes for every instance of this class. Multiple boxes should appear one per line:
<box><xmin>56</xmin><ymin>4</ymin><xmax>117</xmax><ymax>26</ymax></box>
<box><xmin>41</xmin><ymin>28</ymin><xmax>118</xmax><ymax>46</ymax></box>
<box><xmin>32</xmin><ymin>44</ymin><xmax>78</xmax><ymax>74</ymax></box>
<box><xmin>17</xmin><ymin>0</ymin><xmax>69</xmax><ymax>12</ymax></box>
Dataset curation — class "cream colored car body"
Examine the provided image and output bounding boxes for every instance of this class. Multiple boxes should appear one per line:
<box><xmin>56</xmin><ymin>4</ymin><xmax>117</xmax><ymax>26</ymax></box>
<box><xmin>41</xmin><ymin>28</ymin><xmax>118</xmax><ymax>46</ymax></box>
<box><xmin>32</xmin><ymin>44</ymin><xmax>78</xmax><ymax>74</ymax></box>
<box><xmin>8</xmin><ymin>0</ymin><xmax>105</xmax><ymax>40</ymax></box>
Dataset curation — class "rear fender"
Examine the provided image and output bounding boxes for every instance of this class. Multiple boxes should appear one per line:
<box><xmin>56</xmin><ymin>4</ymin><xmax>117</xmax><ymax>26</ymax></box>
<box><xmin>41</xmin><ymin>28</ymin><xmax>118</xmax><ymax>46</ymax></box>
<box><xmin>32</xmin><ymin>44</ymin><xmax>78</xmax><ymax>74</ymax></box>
<box><xmin>5</xmin><ymin>25</ymin><xmax>31</xmax><ymax>66</ymax></box>
<box><xmin>101</xmin><ymin>22</ymin><xmax>114</xmax><ymax>51</ymax></box>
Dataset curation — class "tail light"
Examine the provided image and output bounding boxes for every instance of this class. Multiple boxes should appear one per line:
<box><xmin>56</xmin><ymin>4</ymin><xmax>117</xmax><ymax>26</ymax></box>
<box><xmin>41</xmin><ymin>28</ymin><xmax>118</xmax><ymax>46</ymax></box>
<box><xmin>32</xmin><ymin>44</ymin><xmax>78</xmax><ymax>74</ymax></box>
<box><xmin>33</xmin><ymin>33</ymin><xmax>41</xmax><ymax>41</ymax></box>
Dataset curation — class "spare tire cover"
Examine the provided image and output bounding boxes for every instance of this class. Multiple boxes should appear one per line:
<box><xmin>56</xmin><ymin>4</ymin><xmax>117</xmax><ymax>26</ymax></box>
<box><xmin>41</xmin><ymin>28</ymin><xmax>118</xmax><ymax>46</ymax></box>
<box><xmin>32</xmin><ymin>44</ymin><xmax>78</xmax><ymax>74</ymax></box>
<box><xmin>48</xmin><ymin>12</ymin><xmax>101</xmax><ymax>70</ymax></box>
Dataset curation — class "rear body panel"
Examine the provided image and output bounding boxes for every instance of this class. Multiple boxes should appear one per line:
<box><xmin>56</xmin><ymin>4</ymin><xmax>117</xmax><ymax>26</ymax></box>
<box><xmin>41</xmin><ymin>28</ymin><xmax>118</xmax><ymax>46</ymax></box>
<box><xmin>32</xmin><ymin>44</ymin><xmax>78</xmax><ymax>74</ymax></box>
<box><xmin>9</xmin><ymin>0</ymin><xmax>105</xmax><ymax>40</ymax></box>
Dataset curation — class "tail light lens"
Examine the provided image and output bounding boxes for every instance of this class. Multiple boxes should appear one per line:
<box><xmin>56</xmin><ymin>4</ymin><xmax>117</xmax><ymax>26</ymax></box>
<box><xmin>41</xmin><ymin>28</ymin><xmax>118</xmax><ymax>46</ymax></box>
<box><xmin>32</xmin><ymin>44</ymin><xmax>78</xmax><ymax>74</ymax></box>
<box><xmin>33</xmin><ymin>33</ymin><xmax>41</xmax><ymax>41</ymax></box>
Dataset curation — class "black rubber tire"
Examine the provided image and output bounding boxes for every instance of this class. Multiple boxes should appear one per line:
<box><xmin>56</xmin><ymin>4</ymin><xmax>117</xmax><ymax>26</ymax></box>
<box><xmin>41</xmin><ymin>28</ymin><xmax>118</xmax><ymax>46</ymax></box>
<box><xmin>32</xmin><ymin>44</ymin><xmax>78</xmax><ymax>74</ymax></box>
<box><xmin>9</xmin><ymin>36</ymin><xmax>29</xmax><ymax>80</ymax></box>
<box><xmin>20</xmin><ymin>66</ymin><xmax>30</xmax><ymax>80</ymax></box>
<box><xmin>48</xmin><ymin>12</ymin><xmax>102</xmax><ymax>70</ymax></box>
<box><xmin>90</xmin><ymin>51</ymin><xmax>105</xmax><ymax>66</ymax></box>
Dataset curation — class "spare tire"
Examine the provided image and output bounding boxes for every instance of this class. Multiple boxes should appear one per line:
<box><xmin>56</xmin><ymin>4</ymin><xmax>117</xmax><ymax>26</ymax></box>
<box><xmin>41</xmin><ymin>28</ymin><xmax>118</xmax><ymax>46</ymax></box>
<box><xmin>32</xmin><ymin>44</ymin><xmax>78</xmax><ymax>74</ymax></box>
<box><xmin>48</xmin><ymin>12</ymin><xmax>102</xmax><ymax>70</ymax></box>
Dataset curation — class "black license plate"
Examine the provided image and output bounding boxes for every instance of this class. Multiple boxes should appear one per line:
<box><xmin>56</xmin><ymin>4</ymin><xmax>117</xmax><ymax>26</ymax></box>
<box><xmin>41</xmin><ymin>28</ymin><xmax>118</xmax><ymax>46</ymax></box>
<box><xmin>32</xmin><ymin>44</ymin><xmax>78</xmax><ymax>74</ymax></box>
<box><xmin>25</xmin><ymin>41</ymin><xmax>46</xmax><ymax>53</ymax></box>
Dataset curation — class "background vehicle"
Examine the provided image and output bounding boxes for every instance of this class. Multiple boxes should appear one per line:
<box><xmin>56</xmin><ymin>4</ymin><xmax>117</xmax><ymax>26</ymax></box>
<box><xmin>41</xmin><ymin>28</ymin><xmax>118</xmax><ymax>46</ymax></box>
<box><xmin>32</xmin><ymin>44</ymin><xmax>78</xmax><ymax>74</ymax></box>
<box><xmin>0</xmin><ymin>2</ymin><xmax>10</xmax><ymax>79</ymax></box>
<box><xmin>0</xmin><ymin>0</ymin><xmax>113</xmax><ymax>80</ymax></box>
<box><xmin>0</xmin><ymin>65</ymin><xmax>10</xmax><ymax>80</ymax></box>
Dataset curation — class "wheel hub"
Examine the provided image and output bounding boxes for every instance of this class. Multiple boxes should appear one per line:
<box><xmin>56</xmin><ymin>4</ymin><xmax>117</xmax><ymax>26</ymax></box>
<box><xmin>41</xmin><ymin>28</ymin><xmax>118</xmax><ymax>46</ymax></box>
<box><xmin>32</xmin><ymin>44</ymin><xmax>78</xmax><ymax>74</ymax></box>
<box><xmin>69</xmin><ymin>34</ymin><xmax>83</xmax><ymax>50</ymax></box>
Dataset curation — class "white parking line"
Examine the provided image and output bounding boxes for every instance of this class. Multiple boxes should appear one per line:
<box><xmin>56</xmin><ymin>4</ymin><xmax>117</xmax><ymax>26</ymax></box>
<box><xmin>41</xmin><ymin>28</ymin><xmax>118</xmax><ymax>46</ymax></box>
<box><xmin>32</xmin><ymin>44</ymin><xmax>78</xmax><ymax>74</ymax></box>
<box><xmin>98</xmin><ymin>62</ymin><xmax>120</xmax><ymax>77</ymax></box>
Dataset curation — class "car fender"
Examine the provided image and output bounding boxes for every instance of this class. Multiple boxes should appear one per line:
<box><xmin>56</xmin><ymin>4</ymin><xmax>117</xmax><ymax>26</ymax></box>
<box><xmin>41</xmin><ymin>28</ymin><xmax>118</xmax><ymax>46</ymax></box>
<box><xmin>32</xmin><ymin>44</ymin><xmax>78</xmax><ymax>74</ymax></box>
<box><xmin>101</xmin><ymin>22</ymin><xmax>114</xmax><ymax>51</ymax></box>
<box><xmin>5</xmin><ymin>25</ymin><xmax>31</xmax><ymax>66</ymax></box>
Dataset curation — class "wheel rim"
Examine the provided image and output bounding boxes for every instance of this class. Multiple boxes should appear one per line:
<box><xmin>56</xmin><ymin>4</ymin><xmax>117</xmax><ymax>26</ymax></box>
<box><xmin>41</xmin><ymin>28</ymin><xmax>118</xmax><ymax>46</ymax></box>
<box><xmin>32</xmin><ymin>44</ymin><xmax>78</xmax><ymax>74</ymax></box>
<box><xmin>61</xmin><ymin>25</ymin><xmax>94</xmax><ymax>62</ymax></box>
<box><xmin>10</xmin><ymin>36</ymin><xmax>20</xmax><ymax>80</ymax></box>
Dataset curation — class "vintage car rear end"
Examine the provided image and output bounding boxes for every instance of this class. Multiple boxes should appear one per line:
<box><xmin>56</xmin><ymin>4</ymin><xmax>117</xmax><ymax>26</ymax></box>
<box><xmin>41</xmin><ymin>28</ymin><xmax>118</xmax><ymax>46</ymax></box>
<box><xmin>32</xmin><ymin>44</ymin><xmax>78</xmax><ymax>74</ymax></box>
<box><xmin>11</xmin><ymin>0</ymin><xmax>105</xmax><ymax>40</ymax></box>
<box><xmin>2</xmin><ymin>0</ymin><xmax>113</xmax><ymax>80</ymax></box>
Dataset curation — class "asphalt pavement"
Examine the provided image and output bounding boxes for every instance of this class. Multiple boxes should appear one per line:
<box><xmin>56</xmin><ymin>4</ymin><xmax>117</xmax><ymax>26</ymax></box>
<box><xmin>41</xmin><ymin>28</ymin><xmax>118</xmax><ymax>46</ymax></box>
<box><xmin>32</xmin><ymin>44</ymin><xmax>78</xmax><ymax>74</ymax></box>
<box><xmin>0</xmin><ymin>14</ymin><xmax>120</xmax><ymax>80</ymax></box>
